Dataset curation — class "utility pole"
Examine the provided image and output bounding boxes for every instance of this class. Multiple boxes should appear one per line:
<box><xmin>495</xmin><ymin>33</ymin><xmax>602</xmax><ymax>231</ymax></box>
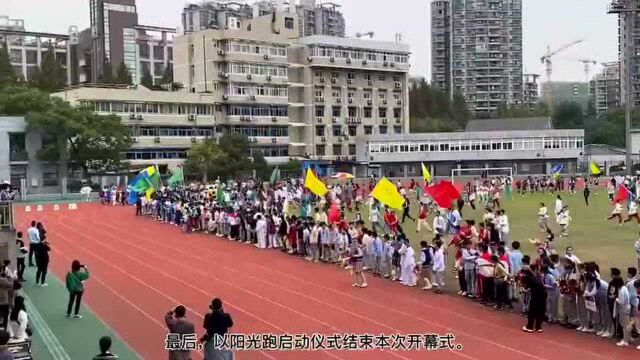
<box><xmin>608</xmin><ymin>0</ymin><xmax>637</xmax><ymax>175</ymax></box>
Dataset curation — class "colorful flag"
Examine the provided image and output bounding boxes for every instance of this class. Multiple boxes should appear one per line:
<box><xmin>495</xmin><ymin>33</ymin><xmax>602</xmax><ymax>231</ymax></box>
<box><xmin>590</xmin><ymin>162</ymin><xmax>602</xmax><ymax>176</ymax></box>
<box><xmin>371</xmin><ymin>177</ymin><xmax>405</xmax><ymax>210</ymax></box>
<box><xmin>270</xmin><ymin>166</ymin><xmax>281</xmax><ymax>183</ymax></box>
<box><xmin>613</xmin><ymin>184</ymin><xmax>634</xmax><ymax>204</ymax></box>
<box><xmin>167</xmin><ymin>167</ymin><xmax>184</xmax><ymax>188</ymax></box>
<box><xmin>304</xmin><ymin>169</ymin><xmax>328</xmax><ymax>197</ymax></box>
<box><xmin>421</xmin><ymin>163</ymin><xmax>431</xmax><ymax>183</ymax></box>
<box><xmin>550</xmin><ymin>164</ymin><xmax>564</xmax><ymax>174</ymax></box>
<box><xmin>426</xmin><ymin>180</ymin><xmax>462</xmax><ymax>209</ymax></box>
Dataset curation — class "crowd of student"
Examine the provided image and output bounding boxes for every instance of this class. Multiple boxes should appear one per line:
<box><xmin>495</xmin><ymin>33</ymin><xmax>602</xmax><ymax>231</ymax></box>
<box><xmin>123</xmin><ymin>174</ymin><xmax>640</xmax><ymax>352</ymax></box>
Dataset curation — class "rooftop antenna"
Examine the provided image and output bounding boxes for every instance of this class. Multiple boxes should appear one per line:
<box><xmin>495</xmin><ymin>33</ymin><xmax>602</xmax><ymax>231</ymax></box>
<box><xmin>355</xmin><ymin>31</ymin><xmax>374</xmax><ymax>39</ymax></box>
<box><xmin>395</xmin><ymin>33</ymin><xmax>403</xmax><ymax>43</ymax></box>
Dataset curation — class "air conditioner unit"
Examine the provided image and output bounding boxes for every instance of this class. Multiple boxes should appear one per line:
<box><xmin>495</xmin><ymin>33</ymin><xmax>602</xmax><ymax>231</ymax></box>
<box><xmin>348</xmin><ymin>98</ymin><xmax>353</xmax><ymax>103</ymax></box>
<box><xmin>332</xmin><ymin>117</ymin><xmax>338</xmax><ymax>123</ymax></box>
<box><xmin>321</xmin><ymin>136</ymin><xmax>327</xmax><ymax>142</ymax></box>
<box><xmin>330</xmin><ymin>57</ymin><xmax>335</xmax><ymax>62</ymax></box>
<box><xmin>395</xmin><ymin>82</ymin><xmax>401</xmax><ymax>88</ymax></box>
<box><xmin>188</xmin><ymin>114</ymin><xmax>196</xmax><ymax>121</ymax></box>
<box><xmin>383</xmin><ymin>61</ymin><xmax>389</xmax><ymax>67</ymax></box>
<box><xmin>362</xmin><ymin>60</ymin><xmax>367</xmax><ymax>65</ymax></box>
<box><xmin>307</xmin><ymin>56</ymin><xmax>313</xmax><ymax>62</ymax></box>
<box><xmin>316</xmin><ymin>117</ymin><xmax>323</xmax><ymax>123</ymax></box>
<box><xmin>137</xmin><ymin>114</ymin><xmax>143</xmax><ymax>120</ymax></box>
<box><xmin>397</xmin><ymin>100</ymin><xmax>402</xmax><ymax>105</ymax></box>
<box><xmin>347</xmin><ymin>79</ymin><xmax>353</xmax><ymax>84</ymax></box>
<box><xmin>356</xmin><ymin>118</ymin><xmax>362</xmax><ymax>124</ymax></box>
<box><xmin>250</xmin><ymin>95</ymin><xmax>256</xmax><ymax>100</ymax></box>
<box><xmin>336</xmin><ymin>156</ymin><xmax>341</xmax><ymax>160</ymax></box>
<box><xmin>264</xmin><ymin>54</ymin><xmax>270</xmax><ymax>60</ymax></box>
<box><xmin>381</xmin><ymin>99</ymin><xmax>387</xmax><ymax>105</ymax></box>
<box><xmin>346</xmin><ymin>58</ymin><xmax>352</xmax><ymax>64</ymax></box>
<box><xmin>247</xmin><ymin>74</ymin><xmax>252</xmax><ymax>80</ymax></box>
<box><xmin>191</xmin><ymin>137</ymin><xmax>197</xmax><ymax>143</ymax></box>
<box><xmin>132</xmin><ymin>137</ymin><xmax>138</xmax><ymax>143</ymax></box>
<box><xmin>319</xmin><ymin>78</ymin><xmax>325</xmax><ymax>83</ymax></box>
<box><xmin>271</xmin><ymin>137</ymin><xmax>277</xmax><ymax>143</ymax></box>
<box><xmin>367</xmin><ymin>100</ymin><xmax>372</xmax><ymax>105</ymax></box>
<box><xmin>222</xmin><ymin>94</ymin><xmax>229</xmax><ymax>100</ymax></box>
<box><xmin>271</xmin><ymin>116</ymin><xmax>277</xmax><ymax>122</ymax></box>
<box><xmin>331</xmin><ymin>78</ymin><xmax>337</xmax><ymax>84</ymax></box>
<box><xmin>395</xmin><ymin>119</ymin><xmax>401</xmax><ymax>124</ymax></box>
<box><xmin>218</xmin><ymin>71</ymin><xmax>225</xmax><ymax>77</ymax></box>
<box><xmin>390</xmin><ymin>62</ymin><xmax>395</xmax><ymax>68</ymax></box>
<box><xmin>382</xmin><ymin>119</ymin><xmax>388</xmax><ymax>124</ymax></box>
<box><xmin>367</xmin><ymin>80</ymin><xmax>373</xmax><ymax>86</ymax></box>
<box><xmin>336</xmin><ymin>98</ymin><xmax>342</xmax><ymax>103</ymax></box>
<box><xmin>154</xmin><ymin>137</ymin><xmax>161</xmax><ymax>143</ymax></box>
<box><xmin>129</xmin><ymin>113</ymin><xmax>136</xmax><ymax>120</ymax></box>
<box><xmin>266</xmin><ymin>75</ymin><xmax>272</xmax><ymax>81</ymax></box>
<box><xmin>218</xmin><ymin>49</ymin><xmax>225</xmax><ymax>56</ymax></box>
<box><xmin>239</xmin><ymin>116</ymin><xmax>245</xmax><ymax>121</ymax></box>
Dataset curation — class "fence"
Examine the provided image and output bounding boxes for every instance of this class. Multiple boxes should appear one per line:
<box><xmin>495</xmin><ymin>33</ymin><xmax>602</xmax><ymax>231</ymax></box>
<box><xmin>13</xmin><ymin>175</ymin><xmax>131</xmax><ymax>203</ymax></box>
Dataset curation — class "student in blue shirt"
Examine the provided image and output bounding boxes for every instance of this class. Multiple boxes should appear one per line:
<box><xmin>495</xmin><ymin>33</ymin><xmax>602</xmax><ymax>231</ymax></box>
<box><xmin>372</xmin><ymin>232</ymin><xmax>384</xmax><ymax>277</ymax></box>
<box><xmin>510</xmin><ymin>241</ymin><xmax>524</xmax><ymax>275</ymax></box>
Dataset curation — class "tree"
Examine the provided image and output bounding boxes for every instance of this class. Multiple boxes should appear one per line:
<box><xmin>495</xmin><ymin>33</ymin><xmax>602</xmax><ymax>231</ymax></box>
<box><xmin>408</xmin><ymin>78</ymin><xmax>469</xmax><ymax>132</ymax></box>
<box><xmin>251</xmin><ymin>151</ymin><xmax>270</xmax><ymax>180</ymax></box>
<box><xmin>451</xmin><ymin>91</ymin><xmax>471</xmax><ymax>128</ymax></box>
<box><xmin>0</xmin><ymin>42</ymin><xmax>17</xmax><ymax>87</ymax></box>
<box><xmin>28</xmin><ymin>46</ymin><xmax>66</xmax><ymax>92</ymax></box>
<box><xmin>553</xmin><ymin>101</ymin><xmax>584</xmax><ymax>129</ymax></box>
<box><xmin>185</xmin><ymin>139</ymin><xmax>227</xmax><ymax>182</ymax></box>
<box><xmin>141</xmin><ymin>69</ymin><xmax>154</xmax><ymax>88</ymax></box>
<box><xmin>161</xmin><ymin>64</ymin><xmax>173</xmax><ymax>84</ymax></box>
<box><xmin>115</xmin><ymin>61</ymin><xmax>132</xmax><ymax>85</ymax></box>
<box><xmin>0</xmin><ymin>86</ymin><xmax>51</xmax><ymax>115</ymax></box>
<box><xmin>213</xmin><ymin>134</ymin><xmax>252</xmax><ymax>179</ymax></box>
<box><xmin>98</xmin><ymin>62</ymin><xmax>115</xmax><ymax>84</ymax></box>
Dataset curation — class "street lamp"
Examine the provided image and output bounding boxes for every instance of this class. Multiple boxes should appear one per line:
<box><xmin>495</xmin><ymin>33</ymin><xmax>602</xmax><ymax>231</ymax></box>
<box><xmin>608</xmin><ymin>0</ymin><xmax>639</xmax><ymax>175</ymax></box>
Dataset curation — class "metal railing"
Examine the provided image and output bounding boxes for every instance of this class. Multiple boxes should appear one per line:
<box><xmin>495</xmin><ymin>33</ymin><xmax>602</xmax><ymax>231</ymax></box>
<box><xmin>0</xmin><ymin>202</ymin><xmax>14</xmax><ymax>231</ymax></box>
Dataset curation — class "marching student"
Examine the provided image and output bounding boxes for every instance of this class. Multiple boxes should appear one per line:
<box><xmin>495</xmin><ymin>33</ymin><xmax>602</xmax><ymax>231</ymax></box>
<box><xmin>624</xmin><ymin>199</ymin><xmax>640</xmax><ymax>224</ymax></box>
<box><xmin>555</xmin><ymin>195</ymin><xmax>563</xmax><ymax>224</ymax></box>
<box><xmin>416</xmin><ymin>203</ymin><xmax>432</xmax><ymax>233</ymax></box>
<box><xmin>583</xmin><ymin>183</ymin><xmax>591</xmax><ymax>206</ymax></box>
<box><xmin>537</xmin><ymin>203</ymin><xmax>549</xmax><ymax>232</ymax></box>
<box><xmin>558</xmin><ymin>206</ymin><xmax>572</xmax><ymax>237</ymax></box>
<box><xmin>431</xmin><ymin>238</ymin><xmax>446</xmax><ymax>294</ymax></box>
<box><xmin>606</xmin><ymin>200</ymin><xmax>624</xmax><ymax>225</ymax></box>
<box><xmin>399</xmin><ymin>239</ymin><xmax>416</xmax><ymax>287</ymax></box>
<box><xmin>419</xmin><ymin>241</ymin><xmax>433</xmax><ymax>290</ymax></box>
<box><xmin>349</xmin><ymin>240</ymin><xmax>367</xmax><ymax>288</ymax></box>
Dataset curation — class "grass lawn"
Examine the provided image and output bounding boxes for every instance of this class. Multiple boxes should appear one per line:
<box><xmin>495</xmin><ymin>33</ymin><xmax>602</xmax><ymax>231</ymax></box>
<box><xmin>339</xmin><ymin>190</ymin><xmax>638</xmax><ymax>286</ymax></box>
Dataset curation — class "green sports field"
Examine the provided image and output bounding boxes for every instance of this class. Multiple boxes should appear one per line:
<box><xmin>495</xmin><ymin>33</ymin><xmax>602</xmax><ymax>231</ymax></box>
<box><xmin>342</xmin><ymin>190</ymin><xmax>639</xmax><ymax>278</ymax></box>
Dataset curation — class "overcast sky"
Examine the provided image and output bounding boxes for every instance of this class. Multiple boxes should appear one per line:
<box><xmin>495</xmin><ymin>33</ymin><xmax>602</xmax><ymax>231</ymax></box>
<box><xmin>4</xmin><ymin>0</ymin><xmax>619</xmax><ymax>82</ymax></box>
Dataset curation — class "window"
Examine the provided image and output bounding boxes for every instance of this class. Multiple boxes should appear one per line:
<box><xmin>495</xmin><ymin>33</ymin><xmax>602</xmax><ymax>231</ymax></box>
<box><xmin>347</xmin><ymin>73</ymin><xmax>355</xmax><ymax>80</ymax></box>
<box><xmin>316</xmin><ymin>144</ymin><xmax>325</xmax><ymax>156</ymax></box>
<box><xmin>348</xmin><ymin>144</ymin><xmax>356</xmax><ymax>155</ymax></box>
<box><xmin>138</xmin><ymin>44</ymin><xmax>149</xmax><ymax>58</ymax></box>
<box><xmin>364</xmin><ymin>107</ymin><xmax>372</xmax><ymax>118</ymax></box>
<box><xmin>315</xmin><ymin>125</ymin><xmax>325</xmax><ymax>136</ymax></box>
<box><xmin>348</xmin><ymin>107</ymin><xmax>357</xmax><ymax>117</ymax></box>
<box><xmin>285</xmin><ymin>17</ymin><xmax>294</xmax><ymax>29</ymax></box>
<box><xmin>393</xmin><ymin>75</ymin><xmax>401</xmax><ymax>82</ymax></box>
<box><xmin>379</xmin><ymin>126</ymin><xmax>387</xmax><ymax>134</ymax></box>
<box><xmin>332</xmin><ymin>106</ymin><xmax>341</xmax><ymax>117</ymax></box>
<box><xmin>364</xmin><ymin>126</ymin><xmax>373</xmax><ymax>135</ymax></box>
<box><xmin>364</xmin><ymin>74</ymin><xmax>372</xmax><ymax>81</ymax></box>
<box><xmin>153</xmin><ymin>46</ymin><xmax>164</xmax><ymax>60</ymax></box>
<box><xmin>378</xmin><ymin>74</ymin><xmax>386</xmax><ymax>81</ymax></box>
<box><xmin>333</xmin><ymin>125</ymin><xmax>342</xmax><ymax>136</ymax></box>
<box><xmin>42</xmin><ymin>166</ymin><xmax>59</xmax><ymax>187</ymax></box>
<box><xmin>364</xmin><ymin>92</ymin><xmax>372</xmax><ymax>99</ymax></box>
<box><xmin>379</xmin><ymin>107</ymin><xmax>387</xmax><ymax>118</ymax></box>
<box><xmin>394</xmin><ymin>108</ymin><xmax>402</xmax><ymax>118</ymax></box>
<box><xmin>348</xmin><ymin>126</ymin><xmax>357</xmax><ymax>136</ymax></box>
<box><xmin>332</xmin><ymin>144</ymin><xmax>342</xmax><ymax>156</ymax></box>
<box><xmin>315</xmin><ymin>105</ymin><xmax>325</xmax><ymax>117</ymax></box>
<box><xmin>393</xmin><ymin>126</ymin><xmax>402</xmax><ymax>134</ymax></box>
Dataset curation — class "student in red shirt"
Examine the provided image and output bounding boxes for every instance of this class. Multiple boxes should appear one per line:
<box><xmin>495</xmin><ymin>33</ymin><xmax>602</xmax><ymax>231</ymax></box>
<box><xmin>478</xmin><ymin>223</ymin><xmax>490</xmax><ymax>245</ymax></box>
<box><xmin>384</xmin><ymin>209</ymin><xmax>399</xmax><ymax>234</ymax></box>
<box><xmin>416</xmin><ymin>203</ymin><xmax>432</xmax><ymax>233</ymax></box>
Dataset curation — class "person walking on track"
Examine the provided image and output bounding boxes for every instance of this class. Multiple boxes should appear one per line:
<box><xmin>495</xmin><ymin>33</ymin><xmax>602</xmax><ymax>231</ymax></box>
<box><xmin>202</xmin><ymin>298</ymin><xmax>234</xmax><ymax>360</ymax></box>
<box><xmin>165</xmin><ymin>305</ymin><xmax>195</xmax><ymax>360</ymax></box>
<box><xmin>65</xmin><ymin>260</ymin><xmax>90</xmax><ymax>319</ymax></box>
<box><xmin>26</xmin><ymin>221</ymin><xmax>40</xmax><ymax>267</ymax></box>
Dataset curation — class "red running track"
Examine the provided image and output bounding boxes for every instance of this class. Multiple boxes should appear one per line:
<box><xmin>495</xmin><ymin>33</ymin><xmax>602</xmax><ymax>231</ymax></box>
<box><xmin>15</xmin><ymin>204</ymin><xmax>637</xmax><ymax>360</ymax></box>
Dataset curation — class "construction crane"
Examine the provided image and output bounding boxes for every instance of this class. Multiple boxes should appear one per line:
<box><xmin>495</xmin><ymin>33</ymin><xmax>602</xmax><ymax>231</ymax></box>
<box><xmin>578</xmin><ymin>58</ymin><xmax>598</xmax><ymax>82</ymax></box>
<box><xmin>355</xmin><ymin>31</ymin><xmax>374</xmax><ymax>39</ymax></box>
<box><xmin>540</xmin><ymin>39</ymin><xmax>585</xmax><ymax>106</ymax></box>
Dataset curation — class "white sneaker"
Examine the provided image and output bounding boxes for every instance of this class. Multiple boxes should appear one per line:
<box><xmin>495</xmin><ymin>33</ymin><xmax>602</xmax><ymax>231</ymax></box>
<box><xmin>616</xmin><ymin>341</ymin><xmax>629</xmax><ymax>347</ymax></box>
<box><xmin>576</xmin><ymin>326</ymin><xmax>584</xmax><ymax>332</ymax></box>
<box><xmin>422</xmin><ymin>285</ymin><xmax>432</xmax><ymax>290</ymax></box>
<box><xmin>460</xmin><ymin>292</ymin><xmax>467</xmax><ymax>296</ymax></box>
<box><xmin>636</xmin><ymin>345</ymin><xmax>640</xmax><ymax>350</ymax></box>
<box><xmin>41</xmin><ymin>283</ymin><xmax>48</xmax><ymax>287</ymax></box>
<box><xmin>584</xmin><ymin>327</ymin><xmax>595</xmax><ymax>333</ymax></box>
<box><xmin>360</xmin><ymin>283</ymin><xmax>368</xmax><ymax>288</ymax></box>
<box><xmin>73</xmin><ymin>315</ymin><xmax>82</xmax><ymax>319</ymax></box>
<box><xmin>596</xmin><ymin>330</ymin><xmax>604</xmax><ymax>336</ymax></box>
<box><xmin>600</xmin><ymin>331</ymin><xmax>611</xmax><ymax>338</ymax></box>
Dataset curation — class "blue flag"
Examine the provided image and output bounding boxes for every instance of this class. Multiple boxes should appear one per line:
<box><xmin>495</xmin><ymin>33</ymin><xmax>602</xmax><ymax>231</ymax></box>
<box><xmin>550</xmin><ymin>164</ymin><xmax>564</xmax><ymax>174</ymax></box>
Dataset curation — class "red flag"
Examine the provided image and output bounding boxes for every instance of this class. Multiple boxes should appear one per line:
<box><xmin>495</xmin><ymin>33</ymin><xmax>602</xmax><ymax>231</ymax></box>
<box><xmin>426</xmin><ymin>180</ymin><xmax>462</xmax><ymax>208</ymax></box>
<box><xmin>613</xmin><ymin>185</ymin><xmax>631</xmax><ymax>204</ymax></box>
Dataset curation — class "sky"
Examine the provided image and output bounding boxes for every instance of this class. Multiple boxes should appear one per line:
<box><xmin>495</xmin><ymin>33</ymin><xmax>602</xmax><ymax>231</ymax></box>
<box><xmin>4</xmin><ymin>0</ymin><xmax>619</xmax><ymax>82</ymax></box>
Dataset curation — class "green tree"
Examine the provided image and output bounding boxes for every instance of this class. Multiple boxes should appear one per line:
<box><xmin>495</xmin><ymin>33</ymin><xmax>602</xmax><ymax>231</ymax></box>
<box><xmin>212</xmin><ymin>134</ymin><xmax>252</xmax><ymax>179</ymax></box>
<box><xmin>98</xmin><ymin>62</ymin><xmax>115</xmax><ymax>84</ymax></box>
<box><xmin>553</xmin><ymin>101</ymin><xmax>584</xmax><ymax>129</ymax></box>
<box><xmin>161</xmin><ymin>64</ymin><xmax>173</xmax><ymax>84</ymax></box>
<box><xmin>141</xmin><ymin>69</ymin><xmax>154</xmax><ymax>88</ymax></box>
<box><xmin>408</xmin><ymin>78</ymin><xmax>469</xmax><ymax>132</ymax></box>
<box><xmin>115</xmin><ymin>61</ymin><xmax>132</xmax><ymax>85</ymax></box>
<box><xmin>0</xmin><ymin>42</ymin><xmax>17</xmax><ymax>87</ymax></box>
<box><xmin>451</xmin><ymin>91</ymin><xmax>471</xmax><ymax>128</ymax></box>
<box><xmin>185</xmin><ymin>139</ymin><xmax>227</xmax><ymax>182</ymax></box>
<box><xmin>0</xmin><ymin>86</ymin><xmax>51</xmax><ymax>115</ymax></box>
<box><xmin>251</xmin><ymin>151</ymin><xmax>270</xmax><ymax>180</ymax></box>
<box><xmin>28</xmin><ymin>46</ymin><xmax>66</xmax><ymax>92</ymax></box>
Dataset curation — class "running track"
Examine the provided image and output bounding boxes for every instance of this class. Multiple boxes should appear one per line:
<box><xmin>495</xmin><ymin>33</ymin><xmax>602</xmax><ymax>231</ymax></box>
<box><xmin>15</xmin><ymin>204</ymin><xmax>637</xmax><ymax>360</ymax></box>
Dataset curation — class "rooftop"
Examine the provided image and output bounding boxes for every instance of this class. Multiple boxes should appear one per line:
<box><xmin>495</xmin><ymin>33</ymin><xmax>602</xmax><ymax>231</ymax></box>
<box><xmin>298</xmin><ymin>35</ymin><xmax>410</xmax><ymax>54</ymax></box>
<box><xmin>465</xmin><ymin>117</ymin><xmax>553</xmax><ymax>132</ymax></box>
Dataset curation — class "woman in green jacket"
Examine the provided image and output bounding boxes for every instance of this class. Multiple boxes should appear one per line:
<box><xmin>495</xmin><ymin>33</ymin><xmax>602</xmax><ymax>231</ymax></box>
<box><xmin>66</xmin><ymin>260</ymin><xmax>89</xmax><ymax>319</ymax></box>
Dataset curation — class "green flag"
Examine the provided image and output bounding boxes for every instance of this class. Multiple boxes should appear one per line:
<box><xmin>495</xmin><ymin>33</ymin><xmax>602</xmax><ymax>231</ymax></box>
<box><xmin>270</xmin><ymin>166</ymin><xmax>280</xmax><ymax>183</ymax></box>
<box><xmin>167</xmin><ymin>167</ymin><xmax>184</xmax><ymax>188</ymax></box>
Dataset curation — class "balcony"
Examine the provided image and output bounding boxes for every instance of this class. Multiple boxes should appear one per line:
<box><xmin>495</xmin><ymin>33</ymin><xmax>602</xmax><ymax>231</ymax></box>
<box><xmin>9</xmin><ymin>151</ymin><xmax>28</xmax><ymax>162</ymax></box>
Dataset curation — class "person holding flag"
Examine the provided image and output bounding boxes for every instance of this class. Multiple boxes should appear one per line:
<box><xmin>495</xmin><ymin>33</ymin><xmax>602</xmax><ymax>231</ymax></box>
<box><xmin>607</xmin><ymin>200</ymin><xmax>625</xmax><ymax>225</ymax></box>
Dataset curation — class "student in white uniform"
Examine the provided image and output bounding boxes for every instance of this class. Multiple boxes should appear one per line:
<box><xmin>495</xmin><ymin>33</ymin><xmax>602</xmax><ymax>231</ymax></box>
<box><xmin>537</xmin><ymin>202</ymin><xmax>549</xmax><ymax>232</ymax></box>
<box><xmin>624</xmin><ymin>199</ymin><xmax>640</xmax><ymax>224</ymax></box>
<box><xmin>558</xmin><ymin>206</ymin><xmax>572</xmax><ymax>237</ymax></box>
<box><xmin>431</xmin><ymin>239</ymin><xmax>446</xmax><ymax>294</ymax></box>
<box><xmin>399</xmin><ymin>240</ymin><xmax>416</xmax><ymax>287</ymax></box>
<box><xmin>606</xmin><ymin>200</ymin><xmax>624</xmax><ymax>225</ymax></box>
<box><xmin>255</xmin><ymin>215</ymin><xmax>268</xmax><ymax>249</ymax></box>
<box><xmin>555</xmin><ymin>195</ymin><xmax>563</xmax><ymax>224</ymax></box>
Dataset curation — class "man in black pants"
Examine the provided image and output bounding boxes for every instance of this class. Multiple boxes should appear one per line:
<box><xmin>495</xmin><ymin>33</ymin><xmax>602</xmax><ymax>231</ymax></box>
<box><xmin>583</xmin><ymin>184</ymin><xmax>590</xmax><ymax>206</ymax></box>
<box><xmin>0</xmin><ymin>274</ymin><xmax>13</xmax><ymax>329</ymax></box>
<box><xmin>523</xmin><ymin>274</ymin><xmax>547</xmax><ymax>333</ymax></box>
<box><xmin>401</xmin><ymin>197</ymin><xmax>415</xmax><ymax>223</ymax></box>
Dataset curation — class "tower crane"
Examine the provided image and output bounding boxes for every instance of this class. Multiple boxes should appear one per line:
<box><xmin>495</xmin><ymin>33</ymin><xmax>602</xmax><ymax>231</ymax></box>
<box><xmin>578</xmin><ymin>58</ymin><xmax>598</xmax><ymax>82</ymax></box>
<box><xmin>540</xmin><ymin>39</ymin><xmax>585</xmax><ymax>106</ymax></box>
<box><xmin>355</xmin><ymin>31</ymin><xmax>374</xmax><ymax>39</ymax></box>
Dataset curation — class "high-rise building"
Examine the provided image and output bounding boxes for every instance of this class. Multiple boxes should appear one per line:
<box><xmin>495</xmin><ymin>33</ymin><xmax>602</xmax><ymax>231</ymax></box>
<box><xmin>81</xmin><ymin>0</ymin><xmax>174</xmax><ymax>84</ymax></box>
<box><xmin>523</xmin><ymin>73</ymin><xmax>540</xmax><ymax>109</ymax></box>
<box><xmin>616</xmin><ymin>2</ymin><xmax>640</xmax><ymax>108</ymax></box>
<box><xmin>182</xmin><ymin>1</ymin><xmax>345</xmax><ymax>38</ymax></box>
<box><xmin>0</xmin><ymin>15</ymin><xmax>79</xmax><ymax>85</ymax></box>
<box><xmin>589</xmin><ymin>61</ymin><xmax>621</xmax><ymax>113</ymax></box>
<box><xmin>430</xmin><ymin>0</ymin><xmax>524</xmax><ymax>116</ymax></box>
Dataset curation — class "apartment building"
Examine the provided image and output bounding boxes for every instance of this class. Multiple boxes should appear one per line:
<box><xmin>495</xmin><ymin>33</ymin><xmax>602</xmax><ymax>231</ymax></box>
<box><xmin>0</xmin><ymin>15</ymin><xmax>79</xmax><ymax>85</ymax></box>
<box><xmin>79</xmin><ymin>0</ymin><xmax>175</xmax><ymax>84</ymax></box>
<box><xmin>174</xmin><ymin>10</ymin><xmax>298</xmax><ymax>163</ymax></box>
<box><xmin>589</xmin><ymin>61</ymin><xmax>621</xmax><ymax>113</ymax></box>
<box><xmin>290</xmin><ymin>36</ymin><xmax>410</xmax><ymax>161</ymax></box>
<box><xmin>523</xmin><ymin>73</ymin><xmax>540</xmax><ymax>109</ymax></box>
<box><xmin>430</xmin><ymin>0</ymin><xmax>524</xmax><ymax>116</ymax></box>
<box><xmin>182</xmin><ymin>1</ymin><xmax>345</xmax><ymax>38</ymax></box>
<box><xmin>51</xmin><ymin>85</ymin><xmax>217</xmax><ymax>171</ymax></box>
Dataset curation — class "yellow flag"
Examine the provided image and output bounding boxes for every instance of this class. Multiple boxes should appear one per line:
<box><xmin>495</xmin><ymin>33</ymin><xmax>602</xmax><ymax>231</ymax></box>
<box><xmin>145</xmin><ymin>187</ymin><xmax>155</xmax><ymax>201</ymax></box>
<box><xmin>304</xmin><ymin>169</ymin><xmax>328</xmax><ymax>197</ymax></box>
<box><xmin>371</xmin><ymin>177</ymin><xmax>405</xmax><ymax>210</ymax></box>
<box><xmin>145</xmin><ymin>165</ymin><xmax>156</xmax><ymax>177</ymax></box>
<box><xmin>590</xmin><ymin>162</ymin><xmax>602</xmax><ymax>176</ymax></box>
<box><xmin>421</xmin><ymin>163</ymin><xmax>431</xmax><ymax>182</ymax></box>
